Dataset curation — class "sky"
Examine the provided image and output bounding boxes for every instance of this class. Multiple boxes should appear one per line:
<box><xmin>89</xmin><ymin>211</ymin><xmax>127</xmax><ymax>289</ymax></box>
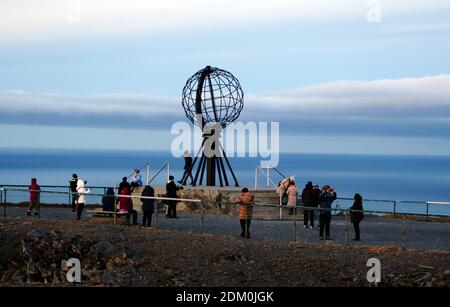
<box><xmin>0</xmin><ymin>0</ymin><xmax>450</xmax><ymax>155</ymax></box>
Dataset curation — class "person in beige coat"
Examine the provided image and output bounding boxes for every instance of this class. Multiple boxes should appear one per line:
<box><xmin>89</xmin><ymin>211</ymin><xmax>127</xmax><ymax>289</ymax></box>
<box><xmin>286</xmin><ymin>181</ymin><xmax>298</xmax><ymax>215</ymax></box>
<box><xmin>75</xmin><ymin>178</ymin><xmax>90</xmax><ymax>220</ymax></box>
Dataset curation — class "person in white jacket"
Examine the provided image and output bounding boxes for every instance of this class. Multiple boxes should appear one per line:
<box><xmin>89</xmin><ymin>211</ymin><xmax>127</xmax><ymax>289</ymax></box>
<box><xmin>75</xmin><ymin>178</ymin><xmax>90</xmax><ymax>220</ymax></box>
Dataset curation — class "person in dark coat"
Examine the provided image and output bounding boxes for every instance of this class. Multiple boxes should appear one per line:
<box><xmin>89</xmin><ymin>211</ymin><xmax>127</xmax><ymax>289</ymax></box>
<box><xmin>318</xmin><ymin>185</ymin><xmax>337</xmax><ymax>240</ymax></box>
<box><xmin>141</xmin><ymin>185</ymin><xmax>155</xmax><ymax>227</ymax></box>
<box><xmin>117</xmin><ymin>177</ymin><xmax>130</xmax><ymax>204</ymax></box>
<box><xmin>166</xmin><ymin>175</ymin><xmax>182</xmax><ymax>218</ymax></box>
<box><xmin>350</xmin><ymin>193</ymin><xmax>364</xmax><ymax>241</ymax></box>
<box><xmin>178</xmin><ymin>150</ymin><xmax>194</xmax><ymax>185</ymax></box>
<box><xmin>301</xmin><ymin>181</ymin><xmax>316</xmax><ymax>228</ymax></box>
<box><xmin>69</xmin><ymin>174</ymin><xmax>78</xmax><ymax>212</ymax></box>
<box><xmin>118</xmin><ymin>177</ymin><xmax>130</xmax><ymax>195</ymax></box>
<box><xmin>101</xmin><ymin>187</ymin><xmax>115</xmax><ymax>211</ymax></box>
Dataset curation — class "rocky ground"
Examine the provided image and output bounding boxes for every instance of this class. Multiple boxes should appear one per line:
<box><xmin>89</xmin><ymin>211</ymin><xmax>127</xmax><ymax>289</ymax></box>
<box><xmin>1</xmin><ymin>217</ymin><xmax>450</xmax><ymax>287</ymax></box>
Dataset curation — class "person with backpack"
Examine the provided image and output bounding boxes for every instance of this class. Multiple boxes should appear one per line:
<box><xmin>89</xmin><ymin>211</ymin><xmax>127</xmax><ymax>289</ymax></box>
<box><xmin>27</xmin><ymin>178</ymin><xmax>41</xmax><ymax>216</ymax></box>
<box><xmin>350</xmin><ymin>193</ymin><xmax>364</xmax><ymax>241</ymax></box>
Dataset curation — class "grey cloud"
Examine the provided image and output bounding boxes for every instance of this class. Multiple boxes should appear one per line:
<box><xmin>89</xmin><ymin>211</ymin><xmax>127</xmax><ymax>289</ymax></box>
<box><xmin>1</xmin><ymin>75</ymin><xmax>450</xmax><ymax>138</ymax></box>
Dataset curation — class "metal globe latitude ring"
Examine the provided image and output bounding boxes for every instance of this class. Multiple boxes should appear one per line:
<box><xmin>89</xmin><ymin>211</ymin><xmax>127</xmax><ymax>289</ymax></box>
<box><xmin>181</xmin><ymin>66</ymin><xmax>243</xmax><ymax>187</ymax></box>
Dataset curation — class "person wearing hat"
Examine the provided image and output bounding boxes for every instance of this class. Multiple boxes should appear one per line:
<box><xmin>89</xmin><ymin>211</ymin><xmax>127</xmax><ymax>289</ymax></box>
<box><xmin>235</xmin><ymin>188</ymin><xmax>254</xmax><ymax>239</ymax></box>
<box><xmin>69</xmin><ymin>174</ymin><xmax>78</xmax><ymax>212</ymax></box>
<box><xmin>286</xmin><ymin>180</ymin><xmax>298</xmax><ymax>215</ymax></box>
<box><xmin>130</xmin><ymin>169</ymin><xmax>142</xmax><ymax>193</ymax></box>
<box><xmin>318</xmin><ymin>185</ymin><xmax>337</xmax><ymax>240</ymax></box>
<box><xmin>178</xmin><ymin>150</ymin><xmax>194</xmax><ymax>186</ymax></box>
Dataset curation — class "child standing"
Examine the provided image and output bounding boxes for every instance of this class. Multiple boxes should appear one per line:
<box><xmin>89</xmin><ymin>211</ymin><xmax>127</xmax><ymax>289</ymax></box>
<box><xmin>27</xmin><ymin>178</ymin><xmax>41</xmax><ymax>216</ymax></box>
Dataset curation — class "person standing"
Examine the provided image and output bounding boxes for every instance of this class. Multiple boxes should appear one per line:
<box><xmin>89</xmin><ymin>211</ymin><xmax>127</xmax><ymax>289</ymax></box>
<box><xmin>118</xmin><ymin>177</ymin><xmax>130</xmax><ymax>195</ymax></box>
<box><xmin>69</xmin><ymin>174</ymin><xmax>78</xmax><ymax>212</ymax></box>
<box><xmin>119</xmin><ymin>186</ymin><xmax>138</xmax><ymax>225</ymax></box>
<box><xmin>318</xmin><ymin>185</ymin><xmax>337</xmax><ymax>240</ymax></box>
<box><xmin>301</xmin><ymin>181</ymin><xmax>315</xmax><ymax>228</ymax></box>
<box><xmin>75</xmin><ymin>178</ymin><xmax>90</xmax><ymax>220</ymax></box>
<box><xmin>276</xmin><ymin>177</ymin><xmax>290</xmax><ymax>206</ymax></box>
<box><xmin>101</xmin><ymin>187</ymin><xmax>115</xmax><ymax>211</ymax></box>
<box><xmin>130</xmin><ymin>169</ymin><xmax>142</xmax><ymax>193</ymax></box>
<box><xmin>166</xmin><ymin>175</ymin><xmax>182</xmax><ymax>218</ymax></box>
<box><xmin>178</xmin><ymin>150</ymin><xmax>194</xmax><ymax>186</ymax></box>
<box><xmin>27</xmin><ymin>178</ymin><xmax>41</xmax><ymax>216</ymax></box>
<box><xmin>235</xmin><ymin>188</ymin><xmax>254</xmax><ymax>239</ymax></box>
<box><xmin>350</xmin><ymin>193</ymin><xmax>364</xmax><ymax>241</ymax></box>
<box><xmin>141</xmin><ymin>185</ymin><xmax>155</xmax><ymax>227</ymax></box>
<box><xmin>286</xmin><ymin>181</ymin><xmax>298</xmax><ymax>215</ymax></box>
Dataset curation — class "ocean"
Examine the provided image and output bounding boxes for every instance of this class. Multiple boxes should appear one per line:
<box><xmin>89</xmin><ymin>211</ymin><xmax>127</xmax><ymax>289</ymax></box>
<box><xmin>1</xmin><ymin>148</ymin><xmax>450</xmax><ymax>216</ymax></box>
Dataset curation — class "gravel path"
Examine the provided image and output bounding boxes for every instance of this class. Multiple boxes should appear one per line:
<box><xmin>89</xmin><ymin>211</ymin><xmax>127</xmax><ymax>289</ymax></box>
<box><xmin>3</xmin><ymin>206</ymin><xmax>450</xmax><ymax>251</ymax></box>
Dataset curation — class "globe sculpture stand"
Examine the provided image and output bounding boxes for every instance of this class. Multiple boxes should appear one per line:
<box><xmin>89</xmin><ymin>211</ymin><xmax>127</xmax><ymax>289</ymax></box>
<box><xmin>181</xmin><ymin>66</ymin><xmax>244</xmax><ymax>187</ymax></box>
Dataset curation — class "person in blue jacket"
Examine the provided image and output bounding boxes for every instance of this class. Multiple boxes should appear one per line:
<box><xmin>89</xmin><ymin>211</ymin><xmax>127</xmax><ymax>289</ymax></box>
<box><xmin>318</xmin><ymin>185</ymin><xmax>337</xmax><ymax>240</ymax></box>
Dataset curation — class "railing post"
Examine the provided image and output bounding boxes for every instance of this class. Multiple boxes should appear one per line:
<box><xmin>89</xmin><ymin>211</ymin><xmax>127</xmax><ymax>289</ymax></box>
<box><xmin>393</xmin><ymin>201</ymin><xmax>397</xmax><ymax>215</ymax></box>
<box><xmin>38</xmin><ymin>192</ymin><xmax>41</xmax><ymax>219</ymax></box>
<box><xmin>344</xmin><ymin>209</ymin><xmax>349</xmax><ymax>246</ymax></box>
<box><xmin>1</xmin><ymin>188</ymin><xmax>5</xmax><ymax>218</ymax></box>
<box><xmin>200</xmin><ymin>200</ymin><xmax>204</xmax><ymax>234</ymax></box>
<box><xmin>279</xmin><ymin>194</ymin><xmax>282</xmax><ymax>220</ymax></box>
<box><xmin>293</xmin><ymin>205</ymin><xmax>297</xmax><ymax>242</ymax></box>
<box><xmin>113</xmin><ymin>192</ymin><xmax>117</xmax><ymax>225</ymax></box>
<box><xmin>254</xmin><ymin>166</ymin><xmax>258</xmax><ymax>191</ymax></box>
<box><xmin>426</xmin><ymin>202</ymin><xmax>429</xmax><ymax>219</ymax></box>
<box><xmin>4</xmin><ymin>189</ymin><xmax>7</xmax><ymax>218</ymax></box>
<box><xmin>401</xmin><ymin>216</ymin><xmax>407</xmax><ymax>253</ymax></box>
<box><xmin>167</xmin><ymin>162</ymin><xmax>170</xmax><ymax>182</ymax></box>
<box><xmin>154</xmin><ymin>198</ymin><xmax>158</xmax><ymax>228</ymax></box>
<box><xmin>266</xmin><ymin>167</ymin><xmax>270</xmax><ymax>187</ymax></box>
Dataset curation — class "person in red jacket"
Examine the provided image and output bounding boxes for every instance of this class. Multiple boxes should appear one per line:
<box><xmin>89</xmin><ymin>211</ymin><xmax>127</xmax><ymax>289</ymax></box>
<box><xmin>119</xmin><ymin>187</ymin><xmax>137</xmax><ymax>225</ymax></box>
<box><xmin>28</xmin><ymin>178</ymin><xmax>41</xmax><ymax>216</ymax></box>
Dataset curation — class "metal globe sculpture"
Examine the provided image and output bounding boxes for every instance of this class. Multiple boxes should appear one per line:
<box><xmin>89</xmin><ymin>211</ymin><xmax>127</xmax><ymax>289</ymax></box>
<box><xmin>180</xmin><ymin>66</ymin><xmax>243</xmax><ymax>187</ymax></box>
<box><xmin>182</xmin><ymin>66</ymin><xmax>244</xmax><ymax>128</ymax></box>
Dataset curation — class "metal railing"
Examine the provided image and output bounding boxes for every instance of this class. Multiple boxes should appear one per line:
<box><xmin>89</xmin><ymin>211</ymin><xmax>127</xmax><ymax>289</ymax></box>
<box><xmin>254</xmin><ymin>165</ymin><xmax>286</xmax><ymax>190</ymax></box>
<box><xmin>1</xmin><ymin>183</ymin><xmax>450</xmax><ymax>218</ymax></box>
<box><xmin>3</xmin><ymin>186</ymin><xmax>450</xmax><ymax>251</ymax></box>
<box><xmin>0</xmin><ymin>187</ymin><xmax>450</xmax><ymax>250</ymax></box>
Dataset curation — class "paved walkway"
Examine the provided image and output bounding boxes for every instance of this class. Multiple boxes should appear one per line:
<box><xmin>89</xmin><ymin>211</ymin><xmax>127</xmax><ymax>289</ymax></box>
<box><xmin>2</xmin><ymin>206</ymin><xmax>450</xmax><ymax>251</ymax></box>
